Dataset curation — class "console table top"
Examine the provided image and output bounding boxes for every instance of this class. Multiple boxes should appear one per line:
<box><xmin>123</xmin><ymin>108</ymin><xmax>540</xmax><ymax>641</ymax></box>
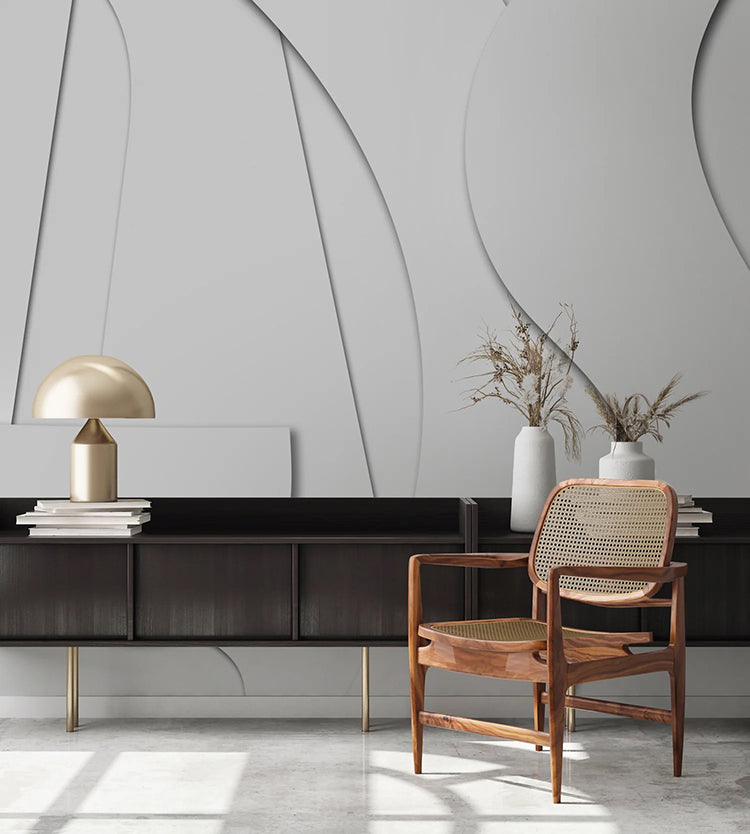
<box><xmin>0</xmin><ymin>496</ymin><xmax>748</xmax><ymax>543</ymax></box>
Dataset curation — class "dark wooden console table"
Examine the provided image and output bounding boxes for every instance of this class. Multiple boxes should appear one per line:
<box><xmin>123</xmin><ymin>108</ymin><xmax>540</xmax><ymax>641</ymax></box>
<box><xmin>0</xmin><ymin>498</ymin><xmax>474</xmax><ymax>732</ymax></box>
<box><xmin>473</xmin><ymin>497</ymin><xmax>750</xmax><ymax>645</ymax></box>
<box><xmin>0</xmin><ymin>496</ymin><xmax>746</xmax><ymax>733</ymax></box>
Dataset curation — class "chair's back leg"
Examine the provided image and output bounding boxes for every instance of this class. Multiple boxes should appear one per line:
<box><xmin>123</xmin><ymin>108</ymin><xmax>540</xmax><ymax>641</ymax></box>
<box><xmin>410</xmin><ymin>664</ymin><xmax>426</xmax><ymax>774</ymax></box>
<box><xmin>533</xmin><ymin>682</ymin><xmax>546</xmax><ymax>751</ymax></box>
<box><xmin>670</xmin><ymin>576</ymin><xmax>686</xmax><ymax>777</ymax></box>
<box><xmin>532</xmin><ymin>586</ymin><xmax>547</xmax><ymax>752</ymax></box>
<box><xmin>670</xmin><ymin>666</ymin><xmax>685</xmax><ymax>777</ymax></box>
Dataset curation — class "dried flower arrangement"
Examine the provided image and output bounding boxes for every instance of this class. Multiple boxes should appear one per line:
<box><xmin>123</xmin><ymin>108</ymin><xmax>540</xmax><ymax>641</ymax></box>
<box><xmin>587</xmin><ymin>375</ymin><xmax>706</xmax><ymax>443</ymax></box>
<box><xmin>461</xmin><ymin>304</ymin><xmax>583</xmax><ymax>458</ymax></box>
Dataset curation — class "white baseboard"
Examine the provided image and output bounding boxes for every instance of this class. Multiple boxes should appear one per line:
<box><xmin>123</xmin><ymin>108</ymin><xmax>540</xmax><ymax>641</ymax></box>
<box><xmin>0</xmin><ymin>695</ymin><xmax>748</xmax><ymax>720</ymax></box>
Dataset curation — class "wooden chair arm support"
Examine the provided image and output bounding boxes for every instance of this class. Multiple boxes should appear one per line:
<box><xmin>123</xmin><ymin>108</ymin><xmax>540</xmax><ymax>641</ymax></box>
<box><xmin>410</xmin><ymin>553</ymin><xmax>529</xmax><ymax>570</ymax></box>
<box><xmin>546</xmin><ymin>563</ymin><xmax>687</xmax><ymax>655</ymax></box>
<box><xmin>547</xmin><ymin>562</ymin><xmax>687</xmax><ymax>585</ymax></box>
<box><xmin>408</xmin><ymin>554</ymin><xmax>529</xmax><ymax>651</ymax></box>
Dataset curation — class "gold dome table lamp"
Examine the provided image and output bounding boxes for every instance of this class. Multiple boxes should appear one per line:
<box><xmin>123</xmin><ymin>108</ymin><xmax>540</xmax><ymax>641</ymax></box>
<box><xmin>32</xmin><ymin>355</ymin><xmax>155</xmax><ymax>502</ymax></box>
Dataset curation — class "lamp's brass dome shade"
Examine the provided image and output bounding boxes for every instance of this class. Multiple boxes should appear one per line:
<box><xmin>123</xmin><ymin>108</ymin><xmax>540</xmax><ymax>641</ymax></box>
<box><xmin>32</xmin><ymin>355</ymin><xmax>155</xmax><ymax>419</ymax></box>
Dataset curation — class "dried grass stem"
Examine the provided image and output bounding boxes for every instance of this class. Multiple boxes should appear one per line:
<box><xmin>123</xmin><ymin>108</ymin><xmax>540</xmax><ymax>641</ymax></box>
<box><xmin>587</xmin><ymin>374</ymin><xmax>706</xmax><ymax>443</ymax></box>
<box><xmin>461</xmin><ymin>304</ymin><xmax>583</xmax><ymax>459</ymax></box>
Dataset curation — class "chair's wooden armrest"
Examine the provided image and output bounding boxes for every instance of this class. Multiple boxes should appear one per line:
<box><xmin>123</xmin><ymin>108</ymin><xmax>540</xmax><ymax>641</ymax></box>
<box><xmin>410</xmin><ymin>553</ymin><xmax>529</xmax><ymax>569</ymax></box>
<box><xmin>548</xmin><ymin>562</ymin><xmax>687</xmax><ymax>584</ymax></box>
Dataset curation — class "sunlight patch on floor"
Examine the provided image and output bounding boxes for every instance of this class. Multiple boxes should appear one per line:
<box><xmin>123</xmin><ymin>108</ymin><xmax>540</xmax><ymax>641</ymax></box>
<box><xmin>0</xmin><ymin>752</ymin><xmax>92</xmax><ymax>813</ymax></box>
<box><xmin>0</xmin><ymin>821</ymin><xmax>37</xmax><ymax>833</ymax></box>
<box><xmin>60</xmin><ymin>821</ymin><xmax>224</xmax><ymax>834</ymax></box>
<box><xmin>77</xmin><ymin>752</ymin><xmax>247</xmax><ymax>815</ymax></box>
<box><xmin>459</xmin><ymin>822</ymin><xmax>620</xmax><ymax>833</ymax></box>
<box><xmin>371</xmin><ymin>749</ymin><xmax>503</xmax><ymax>773</ymax></box>
<box><xmin>369</xmin><ymin>771</ymin><xmax>455</xmax><ymax>817</ymax></box>
<box><xmin>368</xmin><ymin>821</ymin><xmax>453</xmax><ymax>834</ymax></box>
<box><xmin>367</xmin><ymin>737</ymin><xmax>617</xmax><ymax>833</ymax></box>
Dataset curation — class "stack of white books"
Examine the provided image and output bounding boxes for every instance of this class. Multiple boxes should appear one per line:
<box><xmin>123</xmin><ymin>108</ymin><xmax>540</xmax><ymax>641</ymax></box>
<box><xmin>675</xmin><ymin>495</ymin><xmax>712</xmax><ymax>538</ymax></box>
<box><xmin>17</xmin><ymin>499</ymin><xmax>151</xmax><ymax>537</ymax></box>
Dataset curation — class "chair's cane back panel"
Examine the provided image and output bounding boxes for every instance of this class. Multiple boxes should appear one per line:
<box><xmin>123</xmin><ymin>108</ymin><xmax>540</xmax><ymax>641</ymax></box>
<box><xmin>532</xmin><ymin>483</ymin><xmax>669</xmax><ymax>597</ymax></box>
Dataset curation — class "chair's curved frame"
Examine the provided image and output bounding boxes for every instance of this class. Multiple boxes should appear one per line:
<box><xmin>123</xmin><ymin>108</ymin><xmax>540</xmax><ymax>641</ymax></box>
<box><xmin>409</xmin><ymin>479</ymin><xmax>686</xmax><ymax>803</ymax></box>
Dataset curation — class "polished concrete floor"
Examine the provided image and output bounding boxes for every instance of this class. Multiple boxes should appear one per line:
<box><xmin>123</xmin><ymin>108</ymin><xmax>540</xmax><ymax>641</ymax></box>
<box><xmin>0</xmin><ymin>717</ymin><xmax>747</xmax><ymax>832</ymax></box>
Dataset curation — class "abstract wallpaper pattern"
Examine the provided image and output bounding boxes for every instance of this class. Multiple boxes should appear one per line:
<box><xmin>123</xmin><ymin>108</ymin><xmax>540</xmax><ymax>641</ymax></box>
<box><xmin>2</xmin><ymin>0</ymin><xmax>748</xmax><ymax>497</ymax></box>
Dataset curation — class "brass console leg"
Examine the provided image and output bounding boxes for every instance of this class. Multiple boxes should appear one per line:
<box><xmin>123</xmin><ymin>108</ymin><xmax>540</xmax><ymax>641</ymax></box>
<box><xmin>66</xmin><ymin>647</ymin><xmax>76</xmax><ymax>732</ymax></box>
<box><xmin>361</xmin><ymin>646</ymin><xmax>369</xmax><ymax>733</ymax></box>
<box><xmin>566</xmin><ymin>684</ymin><xmax>575</xmax><ymax>733</ymax></box>
<box><xmin>72</xmin><ymin>647</ymin><xmax>79</xmax><ymax>728</ymax></box>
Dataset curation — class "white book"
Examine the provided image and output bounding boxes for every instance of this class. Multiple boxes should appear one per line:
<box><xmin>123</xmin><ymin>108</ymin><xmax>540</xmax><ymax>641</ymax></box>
<box><xmin>18</xmin><ymin>513</ymin><xmax>150</xmax><ymax>526</ymax></box>
<box><xmin>677</xmin><ymin>495</ymin><xmax>694</xmax><ymax>507</ymax></box>
<box><xmin>35</xmin><ymin>499</ymin><xmax>151</xmax><ymax>511</ymax></box>
<box><xmin>675</xmin><ymin>526</ymin><xmax>700</xmax><ymax>537</ymax></box>
<box><xmin>33</xmin><ymin>507</ymin><xmax>144</xmax><ymax>517</ymax></box>
<box><xmin>677</xmin><ymin>510</ymin><xmax>712</xmax><ymax>524</ymax></box>
<box><xmin>28</xmin><ymin>525</ymin><xmax>143</xmax><ymax>537</ymax></box>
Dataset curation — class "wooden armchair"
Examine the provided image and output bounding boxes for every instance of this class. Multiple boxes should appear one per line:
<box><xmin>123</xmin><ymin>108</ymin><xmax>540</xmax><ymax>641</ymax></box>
<box><xmin>409</xmin><ymin>478</ymin><xmax>685</xmax><ymax>803</ymax></box>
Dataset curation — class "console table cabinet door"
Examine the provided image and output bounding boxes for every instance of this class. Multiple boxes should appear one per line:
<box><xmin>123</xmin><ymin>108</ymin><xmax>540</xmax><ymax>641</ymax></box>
<box><xmin>476</xmin><ymin>544</ymin><xmax>534</xmax><ymax>621</ymax></box>
<box><xmin>0</xmin><ymin>544</ymin><xmax>128</xmax><ymax>638</ymax></box>
<box><xmin>134</xmin><ymin>544</ymin><xmax>292</xmax><ymax>639</ymax></box>
<box><xmin>477</xmin><ymin>542</ymin><xmax>641</xmax><ymax>633</ymax></box>
<box><xmin>644</xmin><ymin>544</ymin><xmax>750</xmax><ymax>643</ymax></box>
<box><xmin>299</xmin><ymin>542</ymin><xmax>465</xmax><ymax>640</ymax></box>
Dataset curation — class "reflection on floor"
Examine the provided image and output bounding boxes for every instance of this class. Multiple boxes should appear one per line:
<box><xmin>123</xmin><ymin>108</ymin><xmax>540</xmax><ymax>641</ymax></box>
<box><xmin>0</xmin><ymin>718</ymin><xmax>747</xmax><ymax>832</ymax></box>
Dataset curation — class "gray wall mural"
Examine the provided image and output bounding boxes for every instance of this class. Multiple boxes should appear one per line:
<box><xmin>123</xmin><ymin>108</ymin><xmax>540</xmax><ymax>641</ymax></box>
<box><xmin>4</xmin><ymin>0</ymin><xmax>745</xmax><ymax>499</ymax></box>
<box><xmin>1</xmin><ymin>0</ymin><xmax>748</xmax><ymax>715</ymax></box>
<box><xmin>466</xmin><ymin>0</ymin><xmax>748</xmax><ymax>496</ymax></box>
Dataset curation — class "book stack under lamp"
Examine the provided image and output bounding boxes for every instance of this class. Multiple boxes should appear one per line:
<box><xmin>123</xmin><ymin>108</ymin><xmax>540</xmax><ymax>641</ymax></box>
<box><xmin>16</xmin><ymin>499</ymin><xmax>151</xmax><ymax>537</ymax></box>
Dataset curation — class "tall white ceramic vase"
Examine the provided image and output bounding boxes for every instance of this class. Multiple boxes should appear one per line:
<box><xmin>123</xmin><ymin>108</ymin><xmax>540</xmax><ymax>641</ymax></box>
<box><xmin>510</xmin><ymin>426</ymin><xmax>556</xmax><ymax>533</ymax></box>
<box><xmin>598</xmin><ymin>441</ymin><xmax>655</xmax><ymax>479</ymax></box>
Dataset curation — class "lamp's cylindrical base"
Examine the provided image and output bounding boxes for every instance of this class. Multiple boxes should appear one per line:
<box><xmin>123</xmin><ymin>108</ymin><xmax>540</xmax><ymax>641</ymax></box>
<box><xmin>70</xmin><ymin>418</ymin><xmax>117</xmax><ymax>502</ymax></box>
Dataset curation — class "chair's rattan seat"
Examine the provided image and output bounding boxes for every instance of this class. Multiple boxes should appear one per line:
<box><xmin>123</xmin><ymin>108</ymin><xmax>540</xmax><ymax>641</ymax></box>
<box><xmin>426</xmin><ymin>618</ymin><xmax>616</xmax><ymax>643</ymax></box>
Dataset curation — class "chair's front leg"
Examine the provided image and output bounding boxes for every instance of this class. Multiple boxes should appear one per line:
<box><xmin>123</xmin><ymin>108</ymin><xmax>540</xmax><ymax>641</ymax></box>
<box><xmin>547</xmin><ymin>569</ymin><xmax>568</xmax><ymax>803</ymax></box>
<box><xmin>409</xmin><ymin>556</ymin><xmax>426</xmax><ymax>774</ymax></box>
<box><xmin>548</xmin><ymin>671</ymin><xmax>566</xmax><ymax>804</ymax></box>
<box><xmin>670</xmin><ymin>576</ymin><xmax>686</xmax><ymax>776</ymax></box>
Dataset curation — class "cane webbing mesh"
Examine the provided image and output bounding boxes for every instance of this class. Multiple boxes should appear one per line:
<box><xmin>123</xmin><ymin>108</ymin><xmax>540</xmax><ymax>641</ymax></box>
<box><xmin>428</xmin><ymin>619</ymin><xmax>598</xmax><ymax>642</ymax></box>
<box><xmin>532</xmin><ymin>483</ymin><xmax>668</xmax><ymax>596</ymax></box>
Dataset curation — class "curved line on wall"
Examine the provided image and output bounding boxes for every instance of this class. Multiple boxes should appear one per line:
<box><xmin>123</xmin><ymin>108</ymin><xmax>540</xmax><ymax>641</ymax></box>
<box><xmin>212</xmin><ymin>648</ymin><xmax>247</xmax><ymax>696</ymax></box>
<box><xmin>280</xmin><ymin>35</ymin><xmax>374</xmax><ymax>497</ymax></box>
<box><xmin>691</xmin><ymin>0</ymin><xmax>750</xmax><ymax>273</ymax></box>
<box><xmin>279</xmin><ymin>37</ymin><xmax>423</xmax><ymax>497</ymax></box>
<box><xmin>247</xmin><ymin>4</ymin><xmax>423</xmax><ymax>496</ymax></box>
<box><xmin>11</xmin><ymin>0</ymin><xmax>75</xmax><ymax>424</ymax></box>
<box><xmin>462</xmin><ymin>7</ymin><xmax>602</xmax><ymax>397</ymax></box>
<box><xmin>99</xmin><ymin>0</ymin><xmax>132</xmax><ymax>353</ymax></box>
